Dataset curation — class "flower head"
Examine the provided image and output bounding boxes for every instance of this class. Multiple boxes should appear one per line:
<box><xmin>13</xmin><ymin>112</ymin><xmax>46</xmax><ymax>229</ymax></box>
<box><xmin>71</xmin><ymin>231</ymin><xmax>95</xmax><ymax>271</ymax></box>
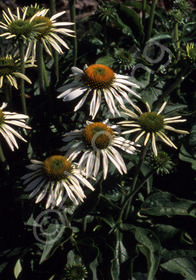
<box><xmin>148</xmin><ymin>151</ymin><xmax>174</xmax><ymax>175</ymax></box>
<box><xmin>0</xmin><ymin>54</ymin><xmax>32</xmax><ymax>89</ymax></box>
<box><xmin>0</xmin><ymin>102</ymin><xmax>31</xmax><ymax>151</ymax></box>
<box><xmin>0</xmin><ymin>7</ymin><xmax>34</xmax><ymax>40</ymax></box>
<box><xmin>22</xmin><ymin>155</ymin><xmax>94</xmax><ymax>209</ymax></box>
<box><xmin>118</xmin><ymin>102</ymin><xmax>189</xmax><ymax>156</ymax></box>
<box><xmin>57</xmin><ymin>64</ymin><xmax>140</xmax><ymax>119</ymax></box>
<box><xmin>65</xmin><ymin>263</ymin><xmax>88</xmax><ymax>280</ymax></box>
<box><xmin>25</xmin><ymin>9</ymin><xmax>74</xmax><ymax>62</ymax></box>
<box><xmin>61</xmin><ymin>120</ymin><xmax>138</xmax><ymax>180</ymax></box>
<box><xmin>113</xmin><ymin>48</ymin><xmax>135</xmax><ymax>71</ymax></box>
<box><xmin>96</xmin><ymin>1</ymin><xmax>117</xmax><ymax>25</ymax></box>
<box><xmin>186</xmin><ymin>43</ymin><xmax>196</xmax><ymax>62</ymax></box>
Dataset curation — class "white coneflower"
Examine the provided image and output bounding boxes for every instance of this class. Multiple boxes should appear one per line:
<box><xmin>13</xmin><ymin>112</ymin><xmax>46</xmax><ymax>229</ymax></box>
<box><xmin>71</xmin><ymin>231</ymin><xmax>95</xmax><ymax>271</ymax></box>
<box><xmin>57</xmin><ymin>64</ymin><xmax>140</xmax><ymax>119</ymax></box>
<box><xmin>61</xmin><ymin>120</ymin><xmax>138</xmax><ymax>180</ymax></box>
<box><xmin>22</xmin><ymin>155</ymin><xmax>94</xmax><ymax>209</ymax></box>
<box><xmin>0</xmin><ymin>55</ymin><xmax>32</xmax><ymax>89</ymax></box>
<box><xmin>0</xmin><ymin>7</ymin><xmax>34</xmax><ymax>41</ymax></box>
<box><xmin>118</xmin><ymin>101</ymin><xmax>189</xmax><ymax>156</ymax></box>
<box><xmin>0</xmin><ymin>102</ymin><xmax>31</xmax><ymax>151</ymax></box>
<box><xmin>25</xmin><ymin>9</ymin><xmax>74</xmax><ymax>62</ymax></box>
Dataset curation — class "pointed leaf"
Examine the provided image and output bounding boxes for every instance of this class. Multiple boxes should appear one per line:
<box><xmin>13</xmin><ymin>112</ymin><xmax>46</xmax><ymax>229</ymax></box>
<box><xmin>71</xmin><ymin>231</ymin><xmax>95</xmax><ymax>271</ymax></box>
<box><xmin>14</xmin><ymin>259</ymin><xmax>22</xmax><ymax>279</ymax></box>
<box><xmin>134</xmin><ymin>227</ymin><xmax>161</xmax><ymax>280</ymax></box>
<box><xmin>161</xmin><ymin>258</ymin><xmax>196</xmax><ymax>280</ymax></box>
<box><xmin>140</xmin><ymin>191</ymin><xmax>196</xmax><ymax>218</ymax></box>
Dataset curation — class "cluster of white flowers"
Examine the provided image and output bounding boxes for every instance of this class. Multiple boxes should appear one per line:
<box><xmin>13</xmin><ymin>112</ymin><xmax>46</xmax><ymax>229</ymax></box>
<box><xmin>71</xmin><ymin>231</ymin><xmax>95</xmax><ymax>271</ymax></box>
<box><xmin>0</xmin><ymin>5</ymin><xmax>189</xmax><ymax>210</ymax></box>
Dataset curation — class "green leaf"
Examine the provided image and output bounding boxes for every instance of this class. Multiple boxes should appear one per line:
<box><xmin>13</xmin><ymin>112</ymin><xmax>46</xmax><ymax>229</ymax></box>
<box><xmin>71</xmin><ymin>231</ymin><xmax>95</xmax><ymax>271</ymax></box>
<box><xmin>88</xmin><ymin>246</ymin><xmax>99</xmax><ymax>280</ymax></box>
<box><xmin>111</xmin><ymin>231</ymin><xmax>128</xmax><ymax>280</ymax></box>
<box><xmin>140</xmin><ymin>191</ymin><xmax>196</xmax><ymax>218</ymax></box>
<box><xmin>14</xmin><ymin>259</ymin><xmax>22</xmax><ymax>279</ymax></box>
<box><xmin>161</xmin><ymin>248</ymin><xmax>196</xmax><ymax>262</ymax></box>
<box><xmin>179</xmin><ymin>145</ymin><xmax>196</xmax><ymax>171</ymax></box>
<box><xmin>161</xmin><ymin>258</ymin><xmax>196</xmax><ymax>280</ymax></box>
<box><xmin>39</xmin><ymin>226</ymin><xmax>72</xmax><ymax>264</ymax></box>
<box><xmin>146</xmin><ymin>34</ymin><xmax>172</xmax><ymax>43</ymax></box>
<box><xmin>124</xmin><ymin>1</ymin><xmax>151</xmax><ymax>14</ymax></box>
<box><xmin>134</xmin><ymin>227</ymin><xmax>161</xmax><ymax>280</ymax></box>
<box><xmin>112</xmin><ymin>3</ymin><xmax>144</xmax><ymax>43</ymax></box>
<box><xmin>95</xmin><ymin>55</ymin><xmax>115</xmax><ymax>67</ymax></box>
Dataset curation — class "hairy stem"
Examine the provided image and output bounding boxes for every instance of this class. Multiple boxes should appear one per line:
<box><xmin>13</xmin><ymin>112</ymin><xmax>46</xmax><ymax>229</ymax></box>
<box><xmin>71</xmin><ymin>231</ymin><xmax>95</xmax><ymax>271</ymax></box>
<box><xmin>37</xmin><ymin>41</ymin><xmax>45</xmax><ymax>92</ymax></box>
<box><xmin>19</xmin><ymin>41</ymin><xmax>27</xmax><ymax>114</ymax></box>
<box><xmin>146</xmin><ymin>0</ymin><xmax>157</xmax><ymax>41</ymax></box>
<box><xmin>69</xmin><ymin>0</ymin><xmax>77</xmax><ymax>66</ymax></box>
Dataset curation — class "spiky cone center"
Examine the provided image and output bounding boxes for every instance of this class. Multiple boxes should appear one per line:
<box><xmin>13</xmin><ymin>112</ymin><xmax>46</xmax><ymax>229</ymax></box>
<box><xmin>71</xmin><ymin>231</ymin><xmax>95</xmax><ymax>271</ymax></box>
<box><xmin>7</xmin><ymin>19</ymin><xmax>33</xmax><ymax>37</ymax></box>
<box><xmin>43</xmin><ymin>155</ymin><xmax>72</xmax><ymax>181</ymax></box>
<box><xmin>116</xmin><ymin>50</ymin><xmax>133</xmax><ymax>65</ymax></box>
<box><xmin>65</xmin><ymin>264</ymin><xmax>88</xmax><ymax>280</ymax></box>
<box><xmin>152</xmin><ymin>151</ymin><xmax>171</xmax><ymax>168</ymax></box>
<box><xmin>83</xmin><ymin>64</ymin><xmax>115</xmax><ymax>90</ymax></box>
<box><xmin>186</xmin><ymin>44</ymin><xmax>196</xmax><ymax>61</ymax></box>
<box><xmin>0</xmin><ymin>110</ymin><xmax>5</xmax><ymax>126</ymax></box>
<box><xmin>138</xmin><ymin>112</ymin><xmax>164</xmax><ymax>133</ymax></box>
<box><xmin>0</xmin><ymin>57</ymin><xmax>17</xmax><ymax>76</ymax></box>
<box><xmin>83</xmin><ymin>122</ymin><xmax>113</xmax><ymax>150</ymax></box>
<box><xmin>32</xmin><ymin>16</ymin><xmax>52</xmax><ymax>37</ymax></box>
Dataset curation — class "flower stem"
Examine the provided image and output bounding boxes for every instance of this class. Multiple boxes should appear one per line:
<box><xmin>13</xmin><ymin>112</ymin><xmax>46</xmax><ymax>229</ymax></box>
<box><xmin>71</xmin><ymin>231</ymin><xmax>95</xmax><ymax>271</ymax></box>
<box><xmin>69</xmin><ymin>0</ymin><xmax>77</xmax><ymax>66</ymax></box>
<box><xmin>174</xmin><ymin>22</ymin><xmax>181</xmax><ymax>96</ymax></box>
<box><xmin>118</xmin><ymin>169</ymin><xmax>154</xmax><ymax>222</ymax></box>
<box><xmin>19</xmin><ymin>40</ymin><xmax>27</xmax><ymax>114</ymax></box>
<box><xmin>50</xmin><ymin>0</ymin><xmax>59</xmax><ymax>83</ymax></box>
<box><xmin>142</xmin><ymin>0</ymin><xmax>147</xmax><ymax>26</ymax></box>
<box><xmin>131</xmin><ymin>143</ymin><xmax>149</xmax><ymax>193</ymax></box>
<box><xmin>0</xmin><ymin>144</ymin><xmax>6</xmax><ymax>163</ymax></box>
<box><xmin>4</xmin><ymin>81</ymin><xmax>12</xmax><ymax>105</ymax></box>
<box><xmin>117</xmin><ymin>143</ymin><xmax>150</xmax><ymax>223</ymax></box>
<box><xmin>37</xmin><ymin>41</ymin><xmax>45</xmax><ymax>92</ymax></box>
<box><xmin>146</xmin><ymin>0</ymin><xmax>157</xmax><ymax>41</ymax></box>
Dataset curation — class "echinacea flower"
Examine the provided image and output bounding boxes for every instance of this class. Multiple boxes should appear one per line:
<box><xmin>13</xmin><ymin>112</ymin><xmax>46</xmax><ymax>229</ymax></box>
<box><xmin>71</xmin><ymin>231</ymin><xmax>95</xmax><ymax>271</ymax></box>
<box><xmin>0</xmin><ymin>102</ymin><xmax>31</xmax><ymax>151</ymax></box>
<box><xmin>57</xmin><ymin>64</ymin><xmax>140</xmax><ymax>119</ymax></box>
<box><xmin>118</xmin><ymin>101</ymin><xmax>189</xmax><ymax>156</ymax></box>
<box><xmin>65</xmin><ymin>263</ymin><xmax>88</xmax><ymax>280</ymax></box>
<box><xmin>25</xmin><ymin>9</ymin><xmax>74</xmax><ymax>62</ymax></box>
<box><xmin>0</xmin><ymin>7</ymin><xmax>34</xmax><ymax>41</ymax></box>
<box><xmin>60</xmin><ymin>120</ymin><xmax>138</xmax><ymax>180</ymax></box>
<box><xmin>22</xmin><ymin>155</ymin><xmax>94</xmax><ymax>209</ymax></box>
<box><xmin>0</xmin><ymin>55</ymin><xmax>32</xmax><ymax>89</ymax></box>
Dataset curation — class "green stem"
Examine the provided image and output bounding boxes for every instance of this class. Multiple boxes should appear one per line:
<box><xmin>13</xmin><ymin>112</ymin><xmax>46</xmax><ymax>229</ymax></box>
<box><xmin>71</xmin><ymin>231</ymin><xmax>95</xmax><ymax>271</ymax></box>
<box><xmin>37</xmin><ymin>41</ymin><xmax>45</xmax><ymax>92</ymax></box>
<box><xmin>118</xmin><ymin>170</ymin><xmax>154</xmax><ymax>222</ymax></box>
<box><xmin>19</xmin><ymin>41</ymin><xmax>27</xmax><ymax>114</ymax></box>
<box><xmin>146</xmin><ymin>0</ymin><xmax>157</xmax><ymax>41</ymax></box>
<box><xmin>174</xmin><ymin>23</ymin><xmax>180</xmax><ymax>61</ymax></box>
<box><xmin>42</xmin><ymin>58</ymin><xmax>49</xmax><ymax>88</ymax></box>
<box><xmin>4</xmin><ymin>81</ymin><xmax>12</xmax><ymax>105</ymax></box>
<box><xmin>49</xmin><ymin>0</ymin><xmax>59</xmax><ymax>83</ymax></box>
<box><xmin>174</xmin><ymin>22</ymin><xmax>181</xmax><ymax>96</ymax></box>
<box><xmin>142</xmin><ymin>0</ymin><xmax>147</xmax><ymax>26</ymax></box>
<box><xmin>0</xmin><ymin>144</ymin><xmax>6</xmax><ymax>163</ymax></box>
<box><xmin>130</xmin><ymin>144</ymin><xmax>149</xmax><ymax>193</ymax></box>
<box><xmin>69</xmin><ymin>0</ymin><xmax>77</xmax><ymax>66</ymax></box>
